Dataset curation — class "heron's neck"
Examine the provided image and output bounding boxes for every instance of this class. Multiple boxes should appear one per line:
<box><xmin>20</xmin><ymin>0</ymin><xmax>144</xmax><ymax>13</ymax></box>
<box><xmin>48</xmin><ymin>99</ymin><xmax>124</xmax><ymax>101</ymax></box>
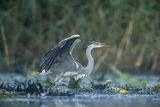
<box><xmin>85</xmin><ymin>46</ymin><xmax>94</xmax><ymax>74</ymax></box>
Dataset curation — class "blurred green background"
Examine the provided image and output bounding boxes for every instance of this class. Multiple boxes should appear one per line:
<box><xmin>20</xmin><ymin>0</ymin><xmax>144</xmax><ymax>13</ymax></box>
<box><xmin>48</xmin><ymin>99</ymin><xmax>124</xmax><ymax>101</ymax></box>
<box><xmin>0</xmin><ymin>0</ymin><xmax>160</xmax><ymax>75</ymax></box>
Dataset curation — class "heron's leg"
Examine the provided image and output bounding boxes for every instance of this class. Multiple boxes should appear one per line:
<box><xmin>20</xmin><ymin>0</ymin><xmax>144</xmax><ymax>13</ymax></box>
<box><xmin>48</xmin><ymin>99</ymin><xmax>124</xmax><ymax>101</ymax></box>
<box><xmin>53</xmin><ymin>73</ymin><xmax>64</xmax><ymax>83</ymax></box>
<box><xmin>52</xmin><ymin>73</ymin><xmax>65</xmax><ymax>87</ymax></box>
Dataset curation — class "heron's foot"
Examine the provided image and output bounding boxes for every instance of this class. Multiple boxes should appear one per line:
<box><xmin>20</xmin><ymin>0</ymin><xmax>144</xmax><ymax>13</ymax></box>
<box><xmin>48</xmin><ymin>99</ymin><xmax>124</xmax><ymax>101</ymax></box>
<box><xmin>51</xmin><ymin>82</ymin><xmax>57</xmax><ymax>88</ymax></box>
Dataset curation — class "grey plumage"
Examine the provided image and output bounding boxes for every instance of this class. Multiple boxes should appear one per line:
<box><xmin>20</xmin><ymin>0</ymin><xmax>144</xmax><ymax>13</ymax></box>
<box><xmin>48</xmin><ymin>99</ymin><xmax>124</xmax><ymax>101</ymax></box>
<box><xmin>38</xmin><ymin>35</ymin><xmax>106</xmax><ymax>86</ymax></box>
<box><xmin>39</xmin><ymin>35</ymin><xmax>81</xmax><ymax>73</ymax></box>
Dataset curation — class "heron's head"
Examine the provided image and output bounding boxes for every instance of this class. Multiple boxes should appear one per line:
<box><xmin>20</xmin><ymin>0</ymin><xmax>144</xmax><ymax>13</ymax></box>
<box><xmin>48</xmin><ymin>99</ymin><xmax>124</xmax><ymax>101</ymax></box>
<box><xmin>88</xmin><ymin>41</ymin><xmax>109</xmax><ymax>49</ymax></box>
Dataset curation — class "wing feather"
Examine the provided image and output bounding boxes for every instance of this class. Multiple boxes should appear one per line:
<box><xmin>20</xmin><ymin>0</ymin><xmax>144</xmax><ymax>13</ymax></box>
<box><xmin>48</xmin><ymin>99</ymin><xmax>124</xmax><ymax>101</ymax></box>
<box><xmin>38</xmin><ymin>46</ymin><xmax>61</xmax><ymax>72</ymax></box>
<box><xmin>38</xmin><ymin>35</ymin><xmax>80</xmax><ymax>72</ymax></box>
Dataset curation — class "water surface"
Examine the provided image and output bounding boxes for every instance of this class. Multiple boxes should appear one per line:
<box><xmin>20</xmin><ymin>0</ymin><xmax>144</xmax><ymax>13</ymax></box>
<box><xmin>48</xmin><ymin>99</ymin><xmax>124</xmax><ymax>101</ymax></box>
<box><xmin>0</xmin><ymin>94</ymin><xmax>160</xmax><ymax>107</ymax></box>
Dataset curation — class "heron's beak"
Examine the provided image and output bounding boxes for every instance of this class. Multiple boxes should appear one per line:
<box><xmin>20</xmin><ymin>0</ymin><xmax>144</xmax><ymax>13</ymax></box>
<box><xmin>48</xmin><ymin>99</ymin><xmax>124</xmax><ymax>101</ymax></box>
<box><xmin>99</xmin><ymin>43</ymin><xmax>111</xmax><ymax>47</ymax></box>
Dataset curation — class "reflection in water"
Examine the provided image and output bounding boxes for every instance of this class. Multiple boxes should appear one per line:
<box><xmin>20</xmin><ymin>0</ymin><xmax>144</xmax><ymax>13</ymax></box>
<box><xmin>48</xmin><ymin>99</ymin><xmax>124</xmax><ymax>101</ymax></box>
<box><xmin>0</xmin><ymin>94</ymin><xmax>160</xmax><ymax>107</ymax></box>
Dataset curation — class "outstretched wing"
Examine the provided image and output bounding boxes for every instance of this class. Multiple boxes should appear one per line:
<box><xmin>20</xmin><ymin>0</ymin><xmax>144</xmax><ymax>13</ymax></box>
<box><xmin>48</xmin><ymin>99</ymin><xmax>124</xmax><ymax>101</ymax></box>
<box><xmin>38</xmin><ymin>35</ymin><xmax>80</xmax><ymax>73</ymax></box>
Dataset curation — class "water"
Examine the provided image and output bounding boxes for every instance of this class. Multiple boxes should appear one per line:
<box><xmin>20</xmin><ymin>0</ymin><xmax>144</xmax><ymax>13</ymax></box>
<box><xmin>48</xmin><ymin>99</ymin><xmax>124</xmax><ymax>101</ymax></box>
<box><xmin>0</xmin><ymin>94</ymin><xmax>160</xmax><ymax>107</ymax></box>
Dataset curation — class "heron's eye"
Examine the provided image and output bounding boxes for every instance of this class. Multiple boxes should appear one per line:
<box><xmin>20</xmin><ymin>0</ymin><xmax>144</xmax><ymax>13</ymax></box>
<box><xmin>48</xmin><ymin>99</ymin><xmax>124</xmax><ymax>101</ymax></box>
<box><xmin>95</xmin><ymin>42</ymin><xmax>99</xmax><ymax>45</ymax></box>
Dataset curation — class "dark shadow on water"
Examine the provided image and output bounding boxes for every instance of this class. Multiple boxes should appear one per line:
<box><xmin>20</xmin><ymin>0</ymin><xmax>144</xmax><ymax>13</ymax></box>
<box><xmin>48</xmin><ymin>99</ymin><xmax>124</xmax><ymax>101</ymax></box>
<box><xmin>0</xmin><ymin>94</ymin><xmax>160</xmax><ymax>107</ymax></box>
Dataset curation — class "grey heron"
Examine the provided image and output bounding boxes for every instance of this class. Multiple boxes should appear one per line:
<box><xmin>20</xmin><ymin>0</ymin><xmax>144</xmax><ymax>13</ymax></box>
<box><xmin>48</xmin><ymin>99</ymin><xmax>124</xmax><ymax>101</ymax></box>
<box><xmin>38</xmin><ymin>35</ymin><xmax>107</xmax><ymax>87</ymax></box>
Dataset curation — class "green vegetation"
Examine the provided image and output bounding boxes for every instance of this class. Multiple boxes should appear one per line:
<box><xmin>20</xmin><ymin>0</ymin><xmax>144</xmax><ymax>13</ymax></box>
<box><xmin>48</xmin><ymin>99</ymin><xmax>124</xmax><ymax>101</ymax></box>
<box><xmin>43</xmin><ymin>78</ymin><xmax>54</xmax><ymax>88</ymax></box>
<box><xmin>152</xmin><ymin>84</ymin><xmax>160</xmax><ymax>93</ymax></box>
<box><xmin>0</xmin><ymin>93</ymin><xmax>20</xmax><ymax>99</ymax></box>
<box><xmin>68</xmin><ymin>77</ymin><xmax>80</xmax><ymax>89</ymax></box>
<box><xmin>0</xmin><ymin>0</ymin><xmax>160</xmax><ymax>75</ymax></box>
<box><xmin>116</xmin><ymin>72</ymin><xmax>148</xmax><ymax>89</ymax></box>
